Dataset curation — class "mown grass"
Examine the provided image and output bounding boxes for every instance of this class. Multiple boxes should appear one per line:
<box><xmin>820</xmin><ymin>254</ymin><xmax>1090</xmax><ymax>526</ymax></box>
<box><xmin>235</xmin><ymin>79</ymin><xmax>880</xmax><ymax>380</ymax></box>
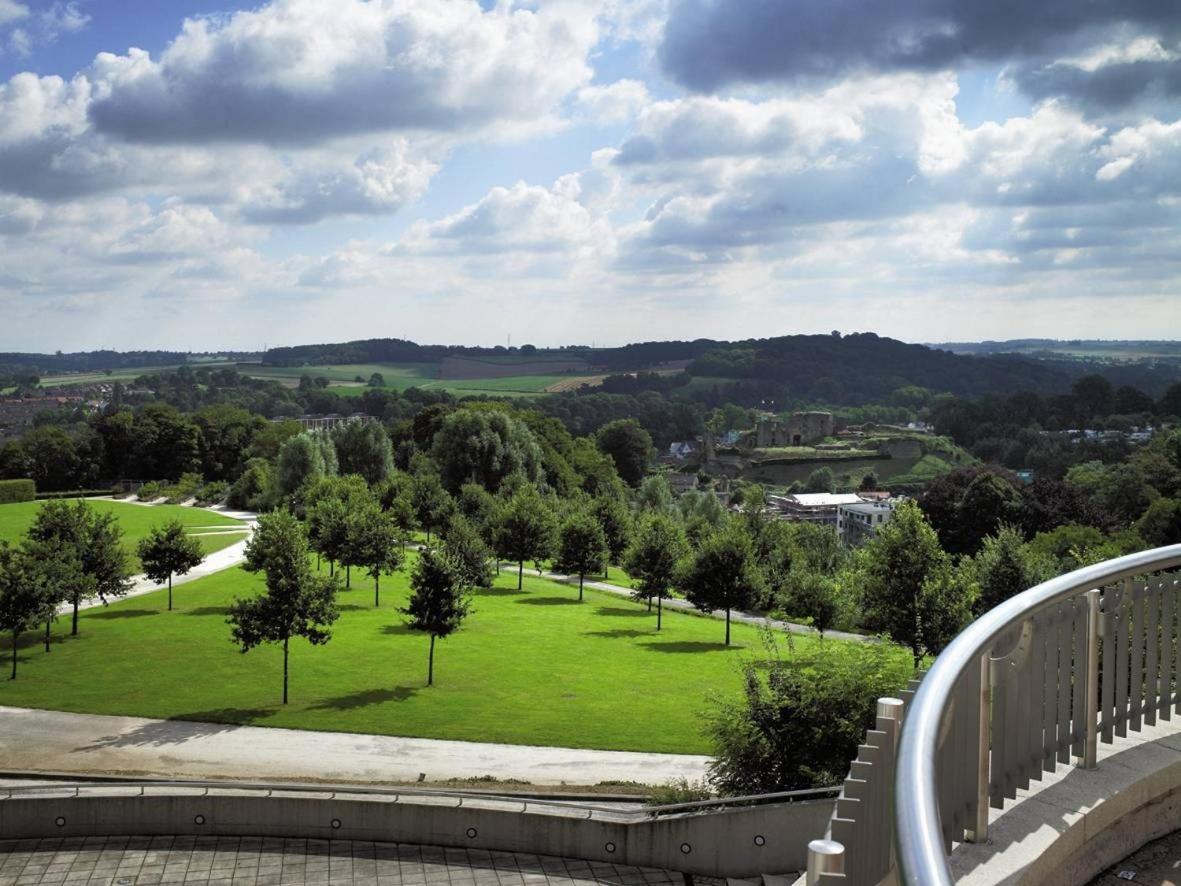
<box><xmin>0</xmin><ymin>552</ymin><xmax>904</xmax><ymax>754</ymax></box>
<box><xmin>0</xmin><ymin>500</ymin><xmax>246</xmax><ymax>572</ymax></box>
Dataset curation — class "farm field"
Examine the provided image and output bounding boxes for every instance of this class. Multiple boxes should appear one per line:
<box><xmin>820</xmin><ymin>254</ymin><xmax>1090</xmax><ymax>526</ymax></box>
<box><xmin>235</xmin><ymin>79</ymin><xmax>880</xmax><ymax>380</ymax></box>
<box><xmin>0</xmin><ymin>553</ymin><xmax>903</xmax><ymax>753</ymax></box>
<box><xmin>0</xmin><ymin>500</ymin><xmax>247</xmax><ymax>572</ymax></box>
<box><xmin>40</xmin><ymin>361</ymin><xmax>238</xmax><ymax>388</ymax></box>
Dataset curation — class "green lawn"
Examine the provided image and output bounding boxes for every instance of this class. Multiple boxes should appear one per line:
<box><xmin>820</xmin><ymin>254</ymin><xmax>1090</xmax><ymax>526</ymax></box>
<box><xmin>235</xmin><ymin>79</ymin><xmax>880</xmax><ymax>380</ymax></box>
<box><xmin>0</xmin><ymin>500</ymin><xmax>246</xmax><ymax>572</ymax></box>
<box><xmin>0</xmin><ymin>553</ymin><xmax>901</xmax><ymax>754</ymax></box>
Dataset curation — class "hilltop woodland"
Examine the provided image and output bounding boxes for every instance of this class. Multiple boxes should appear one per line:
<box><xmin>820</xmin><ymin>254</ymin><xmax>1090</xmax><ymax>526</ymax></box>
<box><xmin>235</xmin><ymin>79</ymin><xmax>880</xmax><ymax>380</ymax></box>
<box><xmin>1</xmin><ymin>336</ymin><xmax>1181</xmax><ymax>794</ymax></box>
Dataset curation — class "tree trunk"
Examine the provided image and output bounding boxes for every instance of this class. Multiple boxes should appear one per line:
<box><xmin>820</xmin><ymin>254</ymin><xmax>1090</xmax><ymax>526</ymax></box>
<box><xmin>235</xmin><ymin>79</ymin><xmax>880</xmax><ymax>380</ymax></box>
<box><xmin>578</xmin><ymin>572</ymin><xmax>584</xmax><ymax>601</ymax></box>
<box><xmin>725</xmin><ymin>608</ymin><xmax>731</xmax><ymax>646</ymax></box>
<box><xmin>346</xmin><ymin>564</ymin><xmax>351</xmax><ymax>589</ymax></box>
<box><xmin>168</xmin><ymin>574</ymin><xmax>173</xmax><ymax>612</ymax></box>
<box><xmin>657</xmin><ymin>595</ymin><xmax>663</xmax><ymax>631</ymax></box>
<box><xmin>282</xmin><ymin>636</ymin><xmax>290</xmax><ymax>705</ymax></box>
<box><xmin>10</xmin><ymin>632</ymin><xmax>16</xmax><ymax>680</ymax></box>
<box><xmin>72</xmin><ymin>594</ymin><xmax>79</xmax><ymax>636</ymax></box>
<box><xmin>375</xmin><ymin>573</ymin><xmax>380</xmax><ymax>608</ymax></box>
<box><xmin>44</xmin><ymin>619</ymin><xmax>51</xmax><ymax>653</ymax></box>
<box><xmin>517</xmin><ymin>560</ymin><xmax>524</xmax><ymax>590</ymax></box>
<box><xmin>647</xmin><ymin>595</ymin><xmax>652</xmax><ymax>612</ymax></box>
<box><xmin>428</xmin><ymin>634</ymin><xmax>436</xmax><ymax>686</ymax></box>
<box><xmin>330</xmin><ymin>560</ymin><xmax>335</xmax><ymax>577</ymax></box>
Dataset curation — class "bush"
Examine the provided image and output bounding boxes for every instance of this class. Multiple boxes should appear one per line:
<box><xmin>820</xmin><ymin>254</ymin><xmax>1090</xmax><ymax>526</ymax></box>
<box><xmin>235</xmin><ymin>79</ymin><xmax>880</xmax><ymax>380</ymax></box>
<box><xmin>645</xmin><ymin>778</ymin><xmax>713</xmax><ymax>807</ymax></box>
<box><xmin>136</xmin><ymin>481</ymin><xmax>162</xmax><ymax>501</ymax></box>
<box><xmin>195</xmin><ymin>480</ymin><xmax>230</xmax><ymax>506</ymax></box>
<box><xmin>706</xmin><ymin>632</ymin><xmax>914</xmax><ymax>795</ymax></box>
<box><xmin>0</xmin><ymin>479</ymin><xmax>35</xmax><ymax>503</ymax></box>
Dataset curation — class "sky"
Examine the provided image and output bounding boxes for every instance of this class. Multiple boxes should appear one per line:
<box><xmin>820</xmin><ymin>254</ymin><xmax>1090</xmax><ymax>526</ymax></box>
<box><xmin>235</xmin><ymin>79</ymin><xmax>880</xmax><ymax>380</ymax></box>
<box><xmin>0</xmin><ymin>0</ymin><xmax>1179</xmax><ymax>352</ymax></box>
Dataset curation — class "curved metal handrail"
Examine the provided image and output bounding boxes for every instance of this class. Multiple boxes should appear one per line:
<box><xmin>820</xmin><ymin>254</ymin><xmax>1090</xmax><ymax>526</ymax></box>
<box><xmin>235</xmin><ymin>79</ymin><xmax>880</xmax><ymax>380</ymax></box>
<box><xmin>893</xmin><ymin>543</ymin><xmax>1181</xmax><ymax>885</ymax></box>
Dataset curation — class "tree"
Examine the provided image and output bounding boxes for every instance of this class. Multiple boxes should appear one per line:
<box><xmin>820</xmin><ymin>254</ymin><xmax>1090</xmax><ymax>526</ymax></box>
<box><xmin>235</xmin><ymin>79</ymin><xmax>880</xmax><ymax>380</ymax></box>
<box><xmin>637</xmin><ymin>475</ymin><xmax>675</xmax><ymax>513</ymax></box>
<box><xmin>491</xmin><ymin>489</ymin><xmax>557</xmax><ymax>590</ymax></box>
<box><xmin>443</xmin><ymin>516</ymin><xmax>494</xmax><ymax>589</ymax></box>
<box><xmin>431</xmin><ymin>409</ymin><xmax>543</xmax><ymax>493</ymax></box>
<box><xmin>137</xmin><ymin>520</ymin><xmax>204</xmax><ymax>611</ymax></box>
<box><xmin>411</xmin><ymin>471</ymin><xmax>455</xmax><ymax>543</ymax></box>
<box><xmin>350</xmin><ymin>505</ymin><xmax>403</xmax><ymax>606</ymax></box>
<box><xmin>623</xmin><ymin>513</ymin><xmax>688</xmax><ymax>630</ymax></box>
<box><xmin>590</xmin><ymin>495</ymin><xmax>632</xmax><ymax>578</ymax></box>
<box><xmin>1136</xmin><ymin>498</ymin><xmax>1181</xmax><ymax>548</ymax></box>
<box><xmin>554</xmin><ymin>512</ymin><xmax>608</xmax><ymax>601</ymax></box>
<box><xmin>0</xmin><ymin>544</ymin><xmax>54</xmax><ymax>679</ymax></box>
<box><xmin>595</xmin><ymin>419</ymin><xmax>654</xmax><ymax>487</ymax></box>
<box><xmin>402</xmin><ymin>547</ymin><xmax>472</xmax><ymax>686</ymax></box>
<box><xmin>970</xmin><ymin>525</ymin><xmax>1048</xmax><ymax>613</ymax></box>
<box><xmin>1160</xmin><ymin>383</ymin><xmax>1181</xmax><ymax>420</ymax></box>
<box><xmin>277</xmin><ymin>431</ymin><xmax>338</xmax><ymax>497</ymax></box>
<box><xmin>862</xmin><ymin>501</ymin><xmax>973</xmax><ymax>666</ymax></box>
<box><xmin>332</xmin><ymin>421</ymin><xmax>394</xmax><ymax>486</ymax></box>
<box><xmin>27</xmin><ymin>500</ymin><xmax>131</xmax><ymax>636</ymax></box>
<box><xmin>786</xmin><ymin>571</ymin><xmax>840</xmax><ymax>638</ymax></box>
<box><xmin>859</xmin><ymin>471</ymin><xmax>879</xmax><ymax>492</ymax></box>
<box><xmin>805</xmin><ymin>467</ymin><xmax>834</xmax><ymax>493</ymax></box>
<box><xmin>368</xmin><ymin>372</ymin><xmax>385</xmax><ymax>387</ymax></box>
<box><xmin>230</xmin><ymin>510</ymin><xmax>340</xmax><ymax>704</ymax></box>
<box><xmin>677</xmin><ymin>526</ymin><xmax>764</xmax><ymax>645</ymax></box>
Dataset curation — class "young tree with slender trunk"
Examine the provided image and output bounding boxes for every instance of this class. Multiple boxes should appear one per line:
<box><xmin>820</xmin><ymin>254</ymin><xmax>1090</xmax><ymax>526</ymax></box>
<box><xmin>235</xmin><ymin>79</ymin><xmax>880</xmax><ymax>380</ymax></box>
<box><xmin>0</xmin><ymin>544</ymin><xmax>55</xmax><ymax>679</ymax></box>
<box><xmin>623</xmin><ymin>513</ymin><xmax>689</xmax><ymax>630</ymax></box>
<box><xmin>491</xmin><ymin>489</ymin><xmax>556</xmax><ymax>590</ymax></box>
<box><xmin>442</xmin><ymin>516</ymin><xmax>494</xmax><ymax>589</ymax></box>
<box><xmin>137</xmin><ymin>520</ymin><xmax>204</xmax><ymax>611</ymax></box>
<box><xmin>554</xmin><ymin>512</ymin><xmax>607</xmax><ymax>601</ymax></box>
<box><xmin>230</xmin><ymin>510</ymin><xmax>340</xmax><ymax>704</ymax></box>
<box><xmin>590</xmin><ymin>496</ymin><xmax>632</xmax><ymax>580</ymax></box>
<box><xmin>352</xmin><ymin>506</ymin><xmax>403</xmax><ymax>606</ymax></box>
<box><xmin>677</xmin><ymin>526</ymin><xmax>764</xmax><ymax>646</ymax></box>
<box><xmin>402</xmin><ymin>547</ymin><xmax>471</xmax><ymax>686</ymax></box>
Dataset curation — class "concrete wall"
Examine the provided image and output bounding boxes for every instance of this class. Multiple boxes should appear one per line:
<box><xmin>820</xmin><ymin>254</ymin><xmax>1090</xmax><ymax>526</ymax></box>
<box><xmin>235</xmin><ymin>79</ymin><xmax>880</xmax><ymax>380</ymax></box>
<box><xmin>0</xmin><ymin>787</ymin><xmax>835</xmax><ymax>879</ymax></box>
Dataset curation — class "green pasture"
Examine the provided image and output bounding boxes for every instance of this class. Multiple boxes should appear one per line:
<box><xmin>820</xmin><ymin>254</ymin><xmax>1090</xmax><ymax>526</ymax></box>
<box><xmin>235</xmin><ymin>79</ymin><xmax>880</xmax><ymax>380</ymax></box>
<box><xmin>0</xmin><ymin>500</ymin><xmax>246</xmax><ymax>572</ymax></box>
<box><xmin>239</xmin><ymin>363</ymin><xmax>438</xmax><ymax>385</ymax></box>
<box><xmin>0</xmin><ymin>552</ymin><xmax>899</xmax><ymax>754</ymax></box>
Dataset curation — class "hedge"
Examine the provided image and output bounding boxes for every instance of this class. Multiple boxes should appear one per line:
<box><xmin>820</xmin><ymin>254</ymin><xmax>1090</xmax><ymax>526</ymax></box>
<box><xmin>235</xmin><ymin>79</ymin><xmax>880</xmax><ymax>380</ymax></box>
<box><xmin>0</xmin><ymin>479</ymin><xmax>35</xmax><ymax>504</ymax></box>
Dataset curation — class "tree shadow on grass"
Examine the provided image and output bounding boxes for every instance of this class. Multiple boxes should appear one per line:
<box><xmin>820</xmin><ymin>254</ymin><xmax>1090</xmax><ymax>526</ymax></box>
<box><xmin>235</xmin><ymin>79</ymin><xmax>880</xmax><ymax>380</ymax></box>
<box><xmin>382</xmin><ymin>623</ymin><xmax>414</xmax><ymax>635</ymax></box>
<box><xmin>516</xmin><ymin>596</ymin><xmax>580</xmax><ymax>606</ymax></box>
<box><xmin>642</xmin><ymin>640</ymin><xmax>736</xmax><ymax>653</ymax></box>
<box><xmin>476</xmin><ymin>586</ymin><xmax>527</xmax><ymax>597</ymax></box>
<box><xmin>76</xmin><ymin>708</ymin><xmax>274</xmax><ymax>751</ymax></box>
<box><xmin>84</xmin><ymin>608</ymin><xmax>158</xmax><ymax>620</ymax></box>
<box><xmin>585</xmin><ymin>629</ymin><xmax>652</xmax><ymax>639</ymax></box>
<box><xmin>184</xmin><ymin>606</ymin><xmax>230</xmax><ymax>617</ymax></box>
<box><xmin>310</xmin><ymin>687</ymin><xmax>417</xmax><ymax>711</ymax></box>
<box><xmin>595</xmin><ymin>606</ymin><xmax>649</xmax><ymax>618</ymax></box>
<box><xmin>338</xmin><ymin>603</ymin><xmax>368</xmax><ymax>612</ymax></box>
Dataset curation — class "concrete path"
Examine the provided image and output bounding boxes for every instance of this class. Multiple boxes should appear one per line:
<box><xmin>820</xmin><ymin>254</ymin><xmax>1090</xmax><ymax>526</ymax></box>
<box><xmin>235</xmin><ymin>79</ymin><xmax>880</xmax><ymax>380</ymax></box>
<box><xmin>510</xmin><ymin>565</ymin><xmax>874</xmax><ymax>645</ymax></box>
<box><xmin>0</xmin><ymin>707</ymin><xmax>711</xmax><ymax>787</ymax></box>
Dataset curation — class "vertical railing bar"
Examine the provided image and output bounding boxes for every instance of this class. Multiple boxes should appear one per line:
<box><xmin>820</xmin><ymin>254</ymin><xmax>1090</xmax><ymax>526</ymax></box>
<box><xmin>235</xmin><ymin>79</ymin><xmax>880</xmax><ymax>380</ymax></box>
<box><xmin>1015</xmin><ymin>629</ymin><xmax>1032</xmax><ymax>792</ymax></box>
<box><xmin>1057</xmin><ymin>605</ymin><xmax>1072</xmax><ymax>764</ymax></box>
<box><xmin>967</xmin><ymin>653</ymin><xmax>990</xmax><ymax>843</ymax></box>
<box><xmin>1132</xmin><ymin>580</ymin><xmax>1145</xmax><ymax>732</ymax></box>
<box><xmin>1146</xmin><ymin>577</ymin><xmax>1160</xmax><ymax>726</ymax></box>
<box><xmin>1028</xmin><ymin>615</ymin><xmax>1045</xmax><ymax>780</ymax></box>
<box><xmin>1162</xmin><ymin>576</ymin><xmax>1175</xmax><ymax>721</ymax></box>
<box><xmin>1071</xmin><ymin>597</ymin><xmax>1087</xmax><ymax>757</ymax></box>
<box><xmin>1116</xmin><ymin>578</ymin><xmax>1130</xmax><ymax>737</ymax></box>
<box><xmin>1084</xmin><ymin>589</ymin><xmax>1100</xmax><ymax>769</ymax></box>
<box><xmin>989</xmin><ymin>648</ymin><xmax>1006</xmax><ymax>808</ymax></box>
<box><xmin>1101</xmin><ymin>584</ymin><xmax>1115</xmax><ymax>743</ymax></box>
<box><xmin>1042</xmin><ymin>608</ymin><xmax>1057</xmax><ymax>772</ymax></box>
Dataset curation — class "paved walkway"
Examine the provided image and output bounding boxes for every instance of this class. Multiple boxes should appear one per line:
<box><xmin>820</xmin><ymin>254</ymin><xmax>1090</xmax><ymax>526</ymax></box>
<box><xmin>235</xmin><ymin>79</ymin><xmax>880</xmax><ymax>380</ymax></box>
<box><xmin>517</xmin><ymin>567</ymin><xmax>872</xmax><ymax>645</ymax></box>
<box><xmin>0</xmin><ymin>707</ymin><xmax>711</xmax><ymax>787</ymax></box>
<box><xmin>0</xmin><ymin>835</ymin><xmax>680</xmax><ymax>886</ymax></box>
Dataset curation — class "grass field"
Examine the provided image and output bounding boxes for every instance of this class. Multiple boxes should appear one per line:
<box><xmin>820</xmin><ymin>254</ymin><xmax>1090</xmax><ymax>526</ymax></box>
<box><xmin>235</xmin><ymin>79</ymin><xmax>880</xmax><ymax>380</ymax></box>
<box><xmin>0</xmin><ymin>500</ymin><xmax>246</xmax><ymax>572</ymax></box>
<box><xmin>0</xmin><ymin>552</ymin><xmax>899</xmax><ymax>754</ymax></box>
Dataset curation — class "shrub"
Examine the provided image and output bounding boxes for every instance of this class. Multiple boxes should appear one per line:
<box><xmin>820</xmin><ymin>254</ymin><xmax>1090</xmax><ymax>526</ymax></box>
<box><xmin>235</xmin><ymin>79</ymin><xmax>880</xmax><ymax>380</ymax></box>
<box><xmin>706</xmin><ymin>632</ymin><xmax>914</xmax><ymax>795</ymax></box>
<box><xmin>136</xmin><ymin>481</ymin><xmax>162</xmax><ymax>501</ymax></box>
<box><xmin>0</xmin><ymin>479</ymin><xmax>35</xmax><ymax>504</ymax></box>
<box><xmin>195</xmin><ymin>480</ymin><xmax>230</xmax><ymax>506</ymax></box>
<box><xmin>645</xmin><ymin>778</ymin><xmax>713</xmax><ymax>807</ymax></box>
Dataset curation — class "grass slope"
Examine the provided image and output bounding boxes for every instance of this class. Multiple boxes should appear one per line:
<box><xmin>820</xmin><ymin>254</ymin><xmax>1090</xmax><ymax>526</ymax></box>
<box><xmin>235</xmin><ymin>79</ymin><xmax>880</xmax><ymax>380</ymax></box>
<box><xmin>0</xmin><ymin>500</ymin><xmax>246</xmax><ymax>571</ymax></box>
<box><xmin>0</xmin><ymin>553</ymin><xmax>897</xmax><ymax>754</ymax></box>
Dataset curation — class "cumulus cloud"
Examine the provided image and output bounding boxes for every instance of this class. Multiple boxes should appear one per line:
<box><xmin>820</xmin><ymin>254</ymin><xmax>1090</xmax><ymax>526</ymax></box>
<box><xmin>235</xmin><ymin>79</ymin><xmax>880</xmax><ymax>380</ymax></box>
<box><xmin>576</xmin><ymin>79</ymin><xmax>650</xmax><ymax>124</ymax></box>
<box><xmin>3</xmin><ymin>2</ymin><xmax>88</xmax><ymax>57</ymax></box>
<box><xmin>0</xmin><ymin>1</ymin><xmax>27</xmax><ymax>26</ymax></box>
<box><xmin>657</xmin><ymin>0</ymin><xmax>1181</xmax><ymax>112</ymax></box>
<box><xmin>241</xmin><ymin>142</ymin><xmax>439</xmax><ymax>225</ymax></box>
<box><xmin>86</xmin><ymin>0</ymin><xmax>596</xmax><ymax>146</ymax></box>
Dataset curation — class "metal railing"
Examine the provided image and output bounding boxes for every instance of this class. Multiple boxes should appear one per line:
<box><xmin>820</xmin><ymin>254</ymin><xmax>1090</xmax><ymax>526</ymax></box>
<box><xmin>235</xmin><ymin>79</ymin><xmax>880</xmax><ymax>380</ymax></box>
<box><xmin>891</xmin><ymin>544</ymin><xmax>1181</xmax><ymax>885</ymax></box>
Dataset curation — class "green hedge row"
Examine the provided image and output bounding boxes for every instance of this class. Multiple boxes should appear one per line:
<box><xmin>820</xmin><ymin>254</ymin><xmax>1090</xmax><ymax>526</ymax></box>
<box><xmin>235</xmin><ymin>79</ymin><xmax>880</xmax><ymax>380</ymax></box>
<box><xmin>0</xmin><ymin>479</ymin><xmax>35</xmax><ymax>504</ymax></box>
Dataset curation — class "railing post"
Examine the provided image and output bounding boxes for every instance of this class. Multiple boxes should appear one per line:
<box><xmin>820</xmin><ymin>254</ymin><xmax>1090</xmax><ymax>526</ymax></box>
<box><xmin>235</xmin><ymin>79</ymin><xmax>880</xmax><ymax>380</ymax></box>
<box><xmin>806</xmin><ymin>839</ymin><xmax>845</xmax><ymax>884</ymax></box>
<box><xmin>966</xmin><ymin>652</ymin><xmax>990</xmax><ymax>843</ymax></box>
<box><xmin>1084</xmin><ymin>588</ymin><xmax>1101</xmax><ymax>769</ymax></box>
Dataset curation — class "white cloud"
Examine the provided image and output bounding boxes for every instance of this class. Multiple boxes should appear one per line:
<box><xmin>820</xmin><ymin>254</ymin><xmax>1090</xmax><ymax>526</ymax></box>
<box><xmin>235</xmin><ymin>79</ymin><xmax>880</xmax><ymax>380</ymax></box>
<box><xmin>576</xmin><ymin>79</ymin><xmax>650</xmax><ymax>124</ymax></box>
<box><xmin>1054</xmin><ymin>35</ymin><xmax>1177</xmax><ymax>73</ymax></box>
<box><xmin>0</xmin><ymin>0</ymin><xmax>27</xmax><ymax>27</ymax></box>
<box><xmin>86</xmin><ymin>0</ymin><xmax>597</xmax><ymax>146</ymax></box>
